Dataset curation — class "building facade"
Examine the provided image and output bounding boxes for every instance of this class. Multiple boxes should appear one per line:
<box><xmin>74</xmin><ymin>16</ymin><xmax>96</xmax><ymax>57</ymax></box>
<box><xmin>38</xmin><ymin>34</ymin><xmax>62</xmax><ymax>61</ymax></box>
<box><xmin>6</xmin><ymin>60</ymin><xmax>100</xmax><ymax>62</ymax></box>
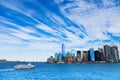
<box><xmin>58</xmin><ymin>53</ymin><xmax>62</xmax><ymax>62</ymax></box>
<box><xmin>82</xmin><ymin>51</ymin><xmax>88</xmax><ymax>62</ymax></box>
<box><xmin>54</xmin><ymin>53</ymin><xmax>58</xmax><ymax>62</ymax></box>
<box><xmin>89</xmin><ymin>48</ymin><xmax>95</xmax><ymax>61</ymax></box>
<box><xmin>76</xmin><ymin>50</ymin><xmax>82</xmax><ymax>62</ymax></box>
<box><xmin>61</xmin><ymin>43</ymin><xmax>65</xmax><ymax>61</ymax></box>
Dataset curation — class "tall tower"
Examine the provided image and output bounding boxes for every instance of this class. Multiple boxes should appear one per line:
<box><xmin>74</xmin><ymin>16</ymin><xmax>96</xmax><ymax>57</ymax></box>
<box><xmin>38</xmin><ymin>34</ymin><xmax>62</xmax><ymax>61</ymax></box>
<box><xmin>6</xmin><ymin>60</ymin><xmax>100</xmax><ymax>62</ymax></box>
<box><xmin>71</xmin><ymin>49</ymin><xmax>75</xmax><ymax>58</ymax></box>
<box><xmin>61</xmin><ymin>43</ymin><xmax>65</xmax><ymax>61</ymax></box>
<box><xmin>90</xmin><ymin>48</ymin><xmax>95</xmax><ymax>61</ymax></box>
<box><xmin>111</xmin><ymin>46</ymin><xmax>119</xmax><ymax>62</ymax></box>
<box><xmin>104</xmin><ymin>45</ymin><xmax>112</xmax><ymax>61</ymax></box>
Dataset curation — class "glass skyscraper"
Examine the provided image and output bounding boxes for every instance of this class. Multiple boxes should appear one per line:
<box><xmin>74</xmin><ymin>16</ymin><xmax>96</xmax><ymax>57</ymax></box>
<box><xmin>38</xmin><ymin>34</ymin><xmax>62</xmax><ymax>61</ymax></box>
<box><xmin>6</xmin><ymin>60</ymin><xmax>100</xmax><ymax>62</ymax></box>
<box><xmin>54</xmin><ymin>53</ymin><xmax>58</xmax><ymax>62</ymax></box>
<box><xmin>71</xmin><ymin>49</ymin><xmax>75</xmax><ymax>58</ymax></box>
<box><xmin>104</xmin><ymin>45</ymin><xmax>113</xmax><ymax>62</ymax></box>
<box><xmin>90</xmin><ymin>48</ymin><xmax>95</xmax><ymax>61</ymax></box>
<box><xmin>111</xmin><ymin>46</ymin><xmax>119</xmax><ymax>62</ymax></box>
<box><xmin>58</xmin><ymin>53</ymin><xmax>62</xmax><ymax>62</ymax></box>
<box><xmin>61</xmin><ymin>43</ymin><xmax>65</xmax><ymax>61</ymax></box>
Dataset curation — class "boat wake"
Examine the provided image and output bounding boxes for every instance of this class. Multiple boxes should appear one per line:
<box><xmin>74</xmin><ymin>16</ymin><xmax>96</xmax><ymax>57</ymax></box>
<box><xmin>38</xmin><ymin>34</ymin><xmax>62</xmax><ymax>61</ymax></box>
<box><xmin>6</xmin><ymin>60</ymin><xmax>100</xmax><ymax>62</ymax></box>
<box><xmin>0</xmin><ymin>69</ymin><xmax>14</xmax><ymax>72</ymax></box>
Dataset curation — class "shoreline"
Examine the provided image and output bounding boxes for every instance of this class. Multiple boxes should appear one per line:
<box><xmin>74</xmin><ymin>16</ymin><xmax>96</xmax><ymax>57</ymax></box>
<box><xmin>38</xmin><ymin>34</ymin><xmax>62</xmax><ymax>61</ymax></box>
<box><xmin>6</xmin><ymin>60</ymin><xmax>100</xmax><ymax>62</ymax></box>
<box><xmin>1</xmin><ymin>60</ymin><xmax>120</xmax><ymax>64</ymax></box>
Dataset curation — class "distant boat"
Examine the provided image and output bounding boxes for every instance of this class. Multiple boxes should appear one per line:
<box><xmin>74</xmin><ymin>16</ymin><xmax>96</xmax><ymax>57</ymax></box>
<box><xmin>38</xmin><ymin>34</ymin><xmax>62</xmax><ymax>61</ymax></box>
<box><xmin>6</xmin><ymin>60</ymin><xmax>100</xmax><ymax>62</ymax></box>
<box><xmin>14</xmin><ymin>63</ymin><xmax>34</xmax><ymax>70</ymax></box>
<box><xmin>57</xmin><ymin>62</ymin><xmax>65</xmax><ymax>64</ymax></box>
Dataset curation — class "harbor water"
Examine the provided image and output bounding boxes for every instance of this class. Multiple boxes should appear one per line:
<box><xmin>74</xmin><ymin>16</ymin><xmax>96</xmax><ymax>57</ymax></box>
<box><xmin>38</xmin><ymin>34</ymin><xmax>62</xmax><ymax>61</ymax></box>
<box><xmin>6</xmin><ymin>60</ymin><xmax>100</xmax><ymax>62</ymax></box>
<box><xmin>0</xmin><ymin>62</ymin><xmax>120</xmax><ymax>80</ymax></box>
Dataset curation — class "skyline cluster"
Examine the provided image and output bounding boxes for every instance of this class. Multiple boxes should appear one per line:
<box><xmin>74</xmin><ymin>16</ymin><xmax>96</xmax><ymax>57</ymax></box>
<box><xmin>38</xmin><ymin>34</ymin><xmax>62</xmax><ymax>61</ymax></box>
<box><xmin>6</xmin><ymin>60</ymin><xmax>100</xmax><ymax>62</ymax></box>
<box><xmin>47</xmin><ymin>43</ymin><xmax>119</xmax><ymax>63</ymax></box>
<box><xmin>0</xmin><ymin>0</ymin><xmax>120</xmax><ymax>61</ymax></box>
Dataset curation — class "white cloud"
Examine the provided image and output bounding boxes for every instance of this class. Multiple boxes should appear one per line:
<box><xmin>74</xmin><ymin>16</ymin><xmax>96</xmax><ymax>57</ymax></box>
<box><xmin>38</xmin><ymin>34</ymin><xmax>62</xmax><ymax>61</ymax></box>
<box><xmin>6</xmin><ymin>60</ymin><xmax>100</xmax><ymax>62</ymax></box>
<box><xmin>54</xmin><ymin>0</ymin><xmax>120</xmax><ymax>52</ymax></box>
<box><xmin>19</xmin><ymin>26</ymin><xmax>37</xmax><ymax>33</ymax></box>
<box><xmin>0</xmin><ymin>33</ymin><xmax>22</xmax><ymax>44</ymax></box>
<box><xmin>103</xmin><ymin>0</ymin><xmax>116</xmax><ymax>7</ymax></box>
<box><xmin>0</xmin><ymin>0</ymin><xmax>41</xmax><ymax>23</ymax></box>
<box><xmin>1</xmin><ymin>0</ymin><xmax>120</xmax><ymax>61</ymax></box>
<box><xmin>58</xmin><ymin>1</ymin><xmax>120</xmax><ymax>41</ymax></box>
<box><xmin>37</xmin><ymin>24</ymin><xmax>56</xmax><ymax>33</ymax></box>
<box><xmin>0</xmin><ymin>38</ymin><xmax>61</xmax><ymax>61</ymax></box>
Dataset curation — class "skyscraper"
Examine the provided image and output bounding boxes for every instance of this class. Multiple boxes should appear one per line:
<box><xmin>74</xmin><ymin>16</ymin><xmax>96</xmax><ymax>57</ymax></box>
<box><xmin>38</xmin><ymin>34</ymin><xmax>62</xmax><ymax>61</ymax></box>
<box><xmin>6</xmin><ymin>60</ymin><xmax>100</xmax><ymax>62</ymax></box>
<box><xmin>104</xmin><ymin>45</ymin><xmax>113</xmax><ymax>62</ymax></box>
<box><xmin>82</xmin><ymin>51</ymin><xmax>88</xmax><ymax>62</ymax></box>
<box><xmin>111</xmin><ymin>46</ymin><xmax>119</xmax><ymax>62</ymax></box>
<box><xmin>71</xmin><ymin>49</ymin><xmax>75</xmax><ymax>62</ymax></box>
<box><xmin>58</xmin><ymin>53</ymin><xmax>62</xmax><ymax>62</ymax></box>
<box><xmin>95</xmin><ymin>50</ymin><xmax>101</xmax><ymax>61</ymax></box>
<box><xmin>76</xmin><ymin>50</ymin><xmax>82</xmax><ymax>62</ymax></box>
<box><xmin>67</xmin><ymin>52</ymin><xmax>72</xmax><ymax>63</ymax></box>
<box><xmin>98</xmin><ymin>48</ymin><xmax>104</xmax><ymax>61</ymax></box>
<box><xmin>61</xmin><ymin>43</ymin><xmax>65</xmax><ymax>61</ymax></box>
<box><xmin>103</xmin><ymin>45</ymin><xmax>119</xmax><ymax>62</ymax></box>
<box><xmin>90</xmin><ymin>48</ymin><xmax>95</xmax><ymax>61</ymax></box>
<box><xmin>71</xmin><ymin>49</ymin><xmax>75</xmax><ymax>58</ymax></box>
<box><xmin>54</xmin><ymin>53</ymin><xmax>58</xmax><ymax>62</ymax></box>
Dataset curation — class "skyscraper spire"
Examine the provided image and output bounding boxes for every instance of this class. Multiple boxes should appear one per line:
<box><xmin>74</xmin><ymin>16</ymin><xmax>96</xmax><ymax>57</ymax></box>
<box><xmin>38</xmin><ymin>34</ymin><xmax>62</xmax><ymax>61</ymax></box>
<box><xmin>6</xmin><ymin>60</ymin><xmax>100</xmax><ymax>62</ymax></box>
<box><xmin>62</xmin><ymin>43</ymin><xmax>65</xmax><ymax>54</ymax></box>
<box><xmin>61</xmin><ymin>43</ymin><xmax>65</xmax><ymax>61</ymax></box>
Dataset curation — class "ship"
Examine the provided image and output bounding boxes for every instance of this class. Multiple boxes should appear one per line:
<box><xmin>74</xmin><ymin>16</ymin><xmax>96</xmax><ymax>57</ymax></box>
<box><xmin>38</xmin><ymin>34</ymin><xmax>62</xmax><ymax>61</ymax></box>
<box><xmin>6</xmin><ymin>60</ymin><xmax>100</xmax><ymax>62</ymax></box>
<box><xmin>14</xmin><ymin>63</ymin><xmax>34</xmax><ymax>70</ymax></box>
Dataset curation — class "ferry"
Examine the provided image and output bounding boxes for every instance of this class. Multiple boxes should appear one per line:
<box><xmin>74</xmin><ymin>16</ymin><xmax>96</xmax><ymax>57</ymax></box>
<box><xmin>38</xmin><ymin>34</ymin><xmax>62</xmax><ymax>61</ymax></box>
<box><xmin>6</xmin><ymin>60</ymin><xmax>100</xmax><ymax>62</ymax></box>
<box><xmin>14</xmin><ymin>63</ymin><xmax>34</xmax><ymax>70</ymax></box>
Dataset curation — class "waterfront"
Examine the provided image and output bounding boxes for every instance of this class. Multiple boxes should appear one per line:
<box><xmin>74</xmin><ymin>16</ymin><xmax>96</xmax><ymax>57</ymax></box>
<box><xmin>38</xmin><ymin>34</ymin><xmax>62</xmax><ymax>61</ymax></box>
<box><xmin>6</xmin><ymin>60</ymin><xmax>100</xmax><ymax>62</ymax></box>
<box><xmin>47</xmin><ymin>44</ymin><xmax>119</xmax><ymax>64</ymax></box>
<box><xmin>0</xmin><ymin>62</ymin><xmax>120</xmax><ymax>80</ymax></box>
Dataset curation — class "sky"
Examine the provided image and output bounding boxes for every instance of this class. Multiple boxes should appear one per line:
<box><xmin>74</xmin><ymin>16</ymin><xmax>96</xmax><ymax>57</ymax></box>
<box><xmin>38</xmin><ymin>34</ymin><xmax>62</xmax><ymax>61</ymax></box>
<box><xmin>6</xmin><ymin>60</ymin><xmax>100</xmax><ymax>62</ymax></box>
<box><xmin>0</xmin><ymin>0</ymin><xmax>120</xmax><ymax>61</ymax></box>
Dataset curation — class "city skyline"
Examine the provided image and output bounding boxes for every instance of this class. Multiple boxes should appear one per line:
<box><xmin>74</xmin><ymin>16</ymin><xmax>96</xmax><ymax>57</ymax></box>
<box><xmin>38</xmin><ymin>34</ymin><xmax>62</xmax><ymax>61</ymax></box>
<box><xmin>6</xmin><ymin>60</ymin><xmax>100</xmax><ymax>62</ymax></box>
<box><xmin>47</xmin><ymin>44</ymin><xmax>119</xmax><ymax>63</ymax></box>
<box><xmin>46</xmin><ymin>43</ymin><xmax>120</xmax><ymax>63</ymax></box>
<box><xmin>0</xmin><ymin>0</ymin><xmax>120</xmax><ymax>61</ymax></box>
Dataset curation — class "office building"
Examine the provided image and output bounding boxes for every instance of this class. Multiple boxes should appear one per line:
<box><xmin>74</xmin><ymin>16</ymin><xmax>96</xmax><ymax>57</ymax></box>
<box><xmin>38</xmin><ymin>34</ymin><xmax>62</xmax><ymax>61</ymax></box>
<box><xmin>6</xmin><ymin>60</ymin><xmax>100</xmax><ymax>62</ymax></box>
<box><xmin>71</xmin><ymin>49</ymin><xmax>76</xmax><ymax>62</ymax></box>
<box><xmin>89</xmin><ymin>48</ymin><xmax>95</xmax><ymax>61</ymax></box>
<box><xmin>61</xmin><ymin>43</ymin><xmax>65</xmax><ymax>61</ymax></box>
<box><xmin>82</xmin><ymin>51</ymin><xmax>88</xmax><ymax>62</ymax></box>
<box><xmin>95</xmin><ymin>50</ymin><xmax>100</xmax><ymax>61</ymax></box>
<box><xmin>104</xmin><ymin>45</ymin><xmax>111</xmax><ymax>61</ymax></box>
<box><xmin>76</xmin><ymin>50</ymin><xmax>82</xmax><ymax>62</ymax></box>
<box><xmin>58</xmin><ymin>53</ymin><xmax>62</xmax><ymax>62</ymax></box>
<box><xmin>54</xmin><ymin>53</ymin><xmax>58</xmax><ymax>62</ymax></box>
<box><xmin>111</xmin><ymin>46</ymin><xmax>119</xmax><ymax>62</ymax></box>
<box><xmin>103</xmin><ymin>45</ymin><xmax>119</xmax><ymax>62</ymax></box>
<box><xmin>98</xmin><ymin>48</ymin><xmax>104</xmax><ymax>61</ymax></box>
<box><xmin>67</xmin><ymin>52</ymin><xmax>72</xmax><ymax>62</ymax></box>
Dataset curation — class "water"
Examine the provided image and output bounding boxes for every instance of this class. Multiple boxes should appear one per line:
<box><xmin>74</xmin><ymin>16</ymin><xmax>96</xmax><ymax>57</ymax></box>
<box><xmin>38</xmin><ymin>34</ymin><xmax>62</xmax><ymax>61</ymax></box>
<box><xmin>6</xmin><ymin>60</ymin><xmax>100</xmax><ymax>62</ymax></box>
<box><xmin>0</xmin><ymin>62</ymin><xmax>120</xmax><ymax>80</ymax></box>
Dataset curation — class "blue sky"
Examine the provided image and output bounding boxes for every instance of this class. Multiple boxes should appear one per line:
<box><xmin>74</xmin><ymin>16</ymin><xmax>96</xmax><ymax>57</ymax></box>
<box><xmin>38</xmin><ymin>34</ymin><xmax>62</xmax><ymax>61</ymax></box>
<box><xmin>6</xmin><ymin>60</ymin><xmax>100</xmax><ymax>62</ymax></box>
<box><xmin>0</xmin><ymin>0</ymin><xmax>120</xmax><ymax>61</ymax></box>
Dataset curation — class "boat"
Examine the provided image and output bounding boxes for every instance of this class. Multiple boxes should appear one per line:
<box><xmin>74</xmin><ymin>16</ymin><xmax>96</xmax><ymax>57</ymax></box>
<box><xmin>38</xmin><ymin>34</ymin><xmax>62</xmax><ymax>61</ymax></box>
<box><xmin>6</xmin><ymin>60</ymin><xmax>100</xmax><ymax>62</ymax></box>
<box><xmin>57</xmin><ymin>61</ymin><xmax>65</xmax><ymax>64</ymax></box>
<box><xmin>14</xmin><ymin>63</ymin><xmax>34</xmax><ymax>70</ymax></box>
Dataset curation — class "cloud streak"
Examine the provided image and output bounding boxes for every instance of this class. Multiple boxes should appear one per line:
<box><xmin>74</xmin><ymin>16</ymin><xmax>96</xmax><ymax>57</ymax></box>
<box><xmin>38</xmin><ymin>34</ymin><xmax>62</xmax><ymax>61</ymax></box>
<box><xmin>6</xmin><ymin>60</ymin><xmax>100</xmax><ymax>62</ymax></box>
<box><xmin>0</xmin><ymin>0</ymin><xmax>120</xmax><ymax>61</ymax></box>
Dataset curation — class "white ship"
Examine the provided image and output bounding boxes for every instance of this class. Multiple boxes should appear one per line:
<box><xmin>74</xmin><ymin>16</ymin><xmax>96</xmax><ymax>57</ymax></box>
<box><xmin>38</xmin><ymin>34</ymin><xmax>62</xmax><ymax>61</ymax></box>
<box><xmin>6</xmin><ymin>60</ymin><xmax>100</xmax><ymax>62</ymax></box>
<box><xmin>14</xmin><ymin>63</ymin><xmax>34</xmax><ymax>70</ymax></box>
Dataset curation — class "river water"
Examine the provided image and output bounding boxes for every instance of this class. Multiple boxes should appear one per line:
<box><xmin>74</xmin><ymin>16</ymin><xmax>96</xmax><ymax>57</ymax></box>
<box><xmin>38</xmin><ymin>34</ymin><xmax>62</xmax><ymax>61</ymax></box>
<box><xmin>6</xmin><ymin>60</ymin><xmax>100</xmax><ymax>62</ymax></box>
<box><xmin>0</xmin><ymin>62</ymin><xmax>120</xmax><ymax>80</ymax></box>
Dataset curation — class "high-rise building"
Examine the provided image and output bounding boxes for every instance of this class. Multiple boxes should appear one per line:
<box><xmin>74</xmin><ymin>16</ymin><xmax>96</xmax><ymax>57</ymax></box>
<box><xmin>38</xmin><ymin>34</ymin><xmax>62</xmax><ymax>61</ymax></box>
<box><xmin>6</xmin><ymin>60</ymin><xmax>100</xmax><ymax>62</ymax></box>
<box><xmin>103</xmin><ymin>45</ymin><xmax>119</xmax><ymax>62</ymax></box>
<box><xmin>71</xmin><ymin>49</ymin><xmax>75</xmax><ymax>62</ymax></box>
<box><xmin>95</xmin><ymin>50</ymin><xmax>100</xmax><ymax>61</ymax></box>
<box><xmin>104</xmin><ymin>45</ymin><xmax>110</xmax><ymax>61</ymax></box>
<box><xmin>76</xmin><ymin>50</ymin><xmax>82</xmax><ymax>62</ymax></box>
<box><xmin>61</xmin><ymin>43</ymin><xmax>65</xmax><ymax>61</ymax></box>
<box><xmin>67</xmin><ymin>52</ymin><xmax>72</xmax><ymax>62</ymax></box>
<box><xmin>71</xmin><ymin>49</ymin><xmax>75</xmax><ymax>58</ymax></box>
<box><xmin>111</xmin><ymin>46</ymin><xmax>119</xmax><ymax>62</ymax></box>
<box><xmin>104</xmin><ymin>45</ymin><xmax>113</xmax><ymax>62</ymax></box>
<box><xmin>90</xmin><ymin>48</ymin><xmax>95</xmax><ymax>61</ymax></box>
<box><xmin>82</xmin><ymin>51</ymin><xmax>88</xmax><ymax>62</ymax></box>
<box><xmin>77</xmin><ymin>50</ymin><xmax>81</xmax><ymax>57</ymax></box>
<box><xmin>54</xmin><ymin>53</ymin><xmax>58</xmax><ymax>62</ymax></box>
<box><xmin>98</xmin><ymin>48</ymin><xmax>104</xmax><ymax>61</ymax></box>
<box><xmin>88</xmin><ymin>50</ymin><xmax>91</xmax><ymax>61</ymax></box>
<box><xmin>58</xmin><ymin>53</ymin><xmax>62</xmax><ymax>62</ymax></box>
